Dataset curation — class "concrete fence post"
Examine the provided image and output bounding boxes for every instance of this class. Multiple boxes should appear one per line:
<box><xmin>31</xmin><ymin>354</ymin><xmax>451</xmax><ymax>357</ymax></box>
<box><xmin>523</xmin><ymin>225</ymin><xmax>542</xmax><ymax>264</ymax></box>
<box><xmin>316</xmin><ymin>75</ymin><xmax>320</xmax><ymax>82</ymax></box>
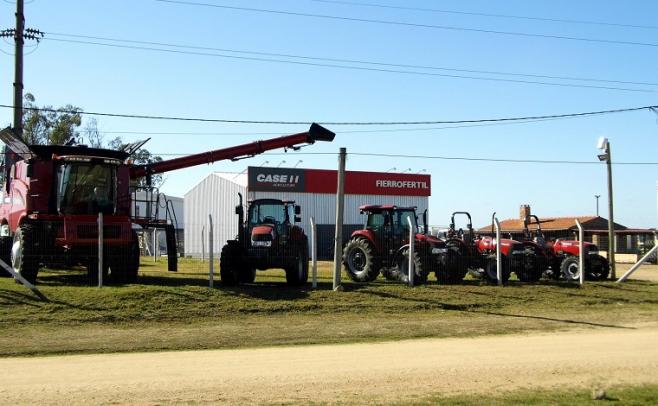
<box><xmin>407</xmin><ymin>216</ymin><xmax>415</xmax><ymax>287</ymax></box>
<box><xmin>494</xmin><ymin>217</ymin><xmax>502</xmax><ymax>286</ymax></box>
<box><xmin>575</xmin><ymin>219</ymin><xmax>585</xmax><ymax>286</ymax></box>
<box><xmin>208</xmin><ymin>214</ymin><xmax>214</xmax><ymax>288</ymax></box>
<box><xmin>310</xmin><ymin>216</ymin><xmax>317</xmax><ymax>288</ymax></box>
<box><xmin>98</xmin><ymin>212</ymin><xmax>103</xmax><ymax>288</ymax></box>
<box><xmin>617</xmin><ymin>245</ymin><xmax>658</xmax><ymax>283</ymax></box>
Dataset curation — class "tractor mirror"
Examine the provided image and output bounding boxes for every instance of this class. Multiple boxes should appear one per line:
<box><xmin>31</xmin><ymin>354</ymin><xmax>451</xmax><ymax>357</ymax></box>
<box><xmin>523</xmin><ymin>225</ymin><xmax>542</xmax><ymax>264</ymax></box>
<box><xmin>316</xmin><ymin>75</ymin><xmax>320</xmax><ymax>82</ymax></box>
<box><xmin>294</xmin><ymin>216</ymin><xmax>301</xmax><ymax>223</ymax></box>
<box><xmin>294</xmin><ymin>205</ymin><xmax>301</xmax><ymax>215</ymax></box>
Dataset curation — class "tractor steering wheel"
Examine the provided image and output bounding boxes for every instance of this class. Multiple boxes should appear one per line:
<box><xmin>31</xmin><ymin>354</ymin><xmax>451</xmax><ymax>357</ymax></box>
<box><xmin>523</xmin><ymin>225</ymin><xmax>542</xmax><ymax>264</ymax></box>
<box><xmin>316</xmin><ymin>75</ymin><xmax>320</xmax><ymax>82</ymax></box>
<box><xmin>262</xmin><ymin>216</ymin><xmax>277</xmax><ymax>224</ymax></box>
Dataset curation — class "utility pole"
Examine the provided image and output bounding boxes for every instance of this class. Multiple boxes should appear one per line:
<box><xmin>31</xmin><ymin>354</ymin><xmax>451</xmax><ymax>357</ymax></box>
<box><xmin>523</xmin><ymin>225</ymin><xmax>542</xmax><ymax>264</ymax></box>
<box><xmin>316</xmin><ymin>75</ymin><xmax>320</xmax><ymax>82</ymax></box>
<box><xmin>597</xmin><ymin>137</ymin><xmax>615</xmax><ymax>279</ymax></box>
<box><xmin>1</xmin><ymin>0</ymin><xmax>43</xmax><ymax>139</ymax></box>
<box><xmin>332</xmin><ymin>148</ymin><xmax>346</xmax><ymax>291</ymax></box>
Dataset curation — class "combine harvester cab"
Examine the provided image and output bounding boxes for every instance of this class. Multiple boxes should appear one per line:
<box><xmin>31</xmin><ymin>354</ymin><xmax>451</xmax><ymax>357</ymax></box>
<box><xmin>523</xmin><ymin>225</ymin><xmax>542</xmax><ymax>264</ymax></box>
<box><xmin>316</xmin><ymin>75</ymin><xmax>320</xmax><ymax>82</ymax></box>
<box><xmin>341</xmin><ymin>205</ymin><xmax>463</xmax><ymax>285</ymax></box>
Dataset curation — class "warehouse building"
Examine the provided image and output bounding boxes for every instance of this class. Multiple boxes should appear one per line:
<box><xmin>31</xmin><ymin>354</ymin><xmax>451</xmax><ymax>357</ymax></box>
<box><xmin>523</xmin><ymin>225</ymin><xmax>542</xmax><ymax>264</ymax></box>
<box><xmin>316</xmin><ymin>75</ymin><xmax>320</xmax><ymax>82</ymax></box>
<box><xmin>184</xmin><ymin>166</ymin><xmax>431</xmax><ymax>259</ymax></box>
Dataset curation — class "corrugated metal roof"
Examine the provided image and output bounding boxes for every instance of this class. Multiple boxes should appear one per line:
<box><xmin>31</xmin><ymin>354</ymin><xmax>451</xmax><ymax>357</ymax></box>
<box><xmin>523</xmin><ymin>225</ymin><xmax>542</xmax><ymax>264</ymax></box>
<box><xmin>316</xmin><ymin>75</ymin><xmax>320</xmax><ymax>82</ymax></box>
<box><xmin>478</xmin><ymin>216</ymin><xmax>600</xmax><ymax>232</ymax></box>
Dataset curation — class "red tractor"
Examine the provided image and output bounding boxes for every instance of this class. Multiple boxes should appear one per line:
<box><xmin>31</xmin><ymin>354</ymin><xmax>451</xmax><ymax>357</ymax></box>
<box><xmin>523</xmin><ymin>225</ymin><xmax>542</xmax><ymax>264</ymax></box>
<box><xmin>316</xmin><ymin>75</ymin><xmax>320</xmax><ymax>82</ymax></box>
<box><xmin>219</xmin><ymin>194</ymin><xmax>309</xmax><ymax>286</ymax></box>
<box><xmin>342</xmin><ymin>205</ymin><xmax>461</xmax><ymax>285</ymax></box>
<box><xmin>525</xmin><ymin>215</ymin><xmax>609</xmax><ymax>281</ymax></box>
<box><xmin>440</xmin><ymin>212</ymin><xmax>477</xmax><ymax>283</ymax></box>
<box><xmin>0</xmin><ymin>124</ymin><xmax>334</xmax><ymax>284</ymax></box>
<box><xmin>470</xmin><ymin>213</ymin><xmax>544</xmax><ymax>283</ymax></box>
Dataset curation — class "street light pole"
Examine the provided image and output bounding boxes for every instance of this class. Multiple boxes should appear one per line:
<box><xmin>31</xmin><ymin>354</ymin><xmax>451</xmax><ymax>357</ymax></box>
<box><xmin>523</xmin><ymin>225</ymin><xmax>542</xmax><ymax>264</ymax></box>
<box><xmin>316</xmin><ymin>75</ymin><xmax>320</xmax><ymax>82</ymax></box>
<box><xmin>597</xmin><ymin>137</ymin><xmax>616</xmax><ymax>279</ymax></box>
<box><xmin>595</xmin><ymin>194</ymin><xmax>600</xmax><ymax>217</ymax></box>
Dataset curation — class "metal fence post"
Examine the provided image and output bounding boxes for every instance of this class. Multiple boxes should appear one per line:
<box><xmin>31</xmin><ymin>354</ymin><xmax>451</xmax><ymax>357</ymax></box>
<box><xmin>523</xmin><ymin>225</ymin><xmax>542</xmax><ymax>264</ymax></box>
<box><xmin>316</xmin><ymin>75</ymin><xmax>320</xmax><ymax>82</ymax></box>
<box><xmin>152</xmin><ymin>228</ymin><xmax>157</xmax><ymax>263</ymax></box>
<box><xmin>407</xmin><ymin>216</ymin><xmax>414</xmax><ymax>287</ymax></box>
<box><xmin>494</xmin><ymin>217</ymin><xmax>502</xmax><ymax>286</ymax></box>
<box><xmin>310</xmin><ymin>216</ymin><xmax>317</xmax><ymax>288</ymax></box>
<box><xmin>617</xmin><ymin>245</ymin><xmax>658</xmax><ymax>282</ymax></box>
<box><xmin>98</xmin><ymin>212</ymin><xmax>103</xmax><ymax>288</ymax></box>
<box><xmin>201</xmin><ymin>226</ymin><xmax>205</xmax><ymax>262</ymax></box>
<box><xmin>576</xmin><ymin>219</ymin><xmax>585</xmax><ymax>286</ymax></box>
<box><xmin>208</xmin><ymin>215</ymin><xmax>214</xmax><ymax>288</ymax></box>
<box><xmin>0</xmin><ymin>260</ymin><xmax>47</xmax><ymax>301</ymax></box>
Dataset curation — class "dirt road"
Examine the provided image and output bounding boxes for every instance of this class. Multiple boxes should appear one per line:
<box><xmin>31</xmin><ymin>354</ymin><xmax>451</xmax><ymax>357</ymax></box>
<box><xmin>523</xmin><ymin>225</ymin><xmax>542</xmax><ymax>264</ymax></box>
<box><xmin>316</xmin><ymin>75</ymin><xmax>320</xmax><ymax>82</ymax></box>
<box><xmin>2</xmin><ymin>326</ymin><xmax>657</xmax><ymax>405</ymax></box>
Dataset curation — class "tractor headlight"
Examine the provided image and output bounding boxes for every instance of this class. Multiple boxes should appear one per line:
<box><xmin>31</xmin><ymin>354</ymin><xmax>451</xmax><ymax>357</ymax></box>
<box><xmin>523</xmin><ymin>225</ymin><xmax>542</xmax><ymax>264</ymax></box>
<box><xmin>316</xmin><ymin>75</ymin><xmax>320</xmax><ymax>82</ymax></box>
<box><xmin>252</xmin><ymin>241</ymin><xmax>272</xmax><ymax>247</ymax></box>
<box><xmin>511</xmin><ymin>250</ymin><xmax>525</xmax><ymax>255</ymax></box>
<box><xmin>432</xmin><ymin>248</ymin><xmax>448</xmax><ymax>254</ymax></box>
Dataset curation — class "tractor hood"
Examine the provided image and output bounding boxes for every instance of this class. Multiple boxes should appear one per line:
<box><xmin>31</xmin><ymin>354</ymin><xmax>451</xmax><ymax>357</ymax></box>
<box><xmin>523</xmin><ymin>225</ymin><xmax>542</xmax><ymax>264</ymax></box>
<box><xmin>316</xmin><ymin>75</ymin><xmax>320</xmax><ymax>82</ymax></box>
<box><xmin>251</xmin><ymin>224</ymin><xmax>276</xmax><ymax>246</ymax></box>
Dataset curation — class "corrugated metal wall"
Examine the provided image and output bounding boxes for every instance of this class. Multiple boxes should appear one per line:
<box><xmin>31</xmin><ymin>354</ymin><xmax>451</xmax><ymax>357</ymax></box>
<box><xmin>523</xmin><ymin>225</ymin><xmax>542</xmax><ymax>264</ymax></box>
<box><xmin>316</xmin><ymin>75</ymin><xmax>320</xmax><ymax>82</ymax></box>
<box><xmin>184</xmin><ymin>173</ymin><xmax>247</xmax><ymax>257</ymax></box>
<box><xmin>184</xmin><ymin>176</ymin><xmax>427</xmax><ymax>259</ymax></box>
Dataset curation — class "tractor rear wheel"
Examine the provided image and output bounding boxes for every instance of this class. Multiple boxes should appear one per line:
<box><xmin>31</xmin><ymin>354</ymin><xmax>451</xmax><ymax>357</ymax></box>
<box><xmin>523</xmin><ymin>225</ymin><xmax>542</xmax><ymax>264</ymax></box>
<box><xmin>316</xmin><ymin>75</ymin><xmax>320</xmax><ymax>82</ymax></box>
<box><xmin>219</xmin><ymin>242</ymin><xmax>242</xmax><ymax>286</ymax></box>
<box><xmin>514</xmin><ymin>253</ymin><xmax>542</xmax><ymax>282</ymax></box>
<box><xmin>560</xmin><ymin>256</ymin><xmax>580</xmax><ymax>281</ymax></box>
<box><xmin>11</xmin><ymin>224</ymin><xmax>40</xmax><ymax>284</ymax></box>
<box><xmin>586</xmin><ymin>255</ymin><xmax>610</xmax><ymax>281</ymax></box>
<box><xmin>392</xmin><ymin>247</ymin><xmax>429</xmax><ymax>285</ymax></box>
<box><xmin>436</xmin><ymin>248</ymin><xmax>467</xmax><ymax>284</ymax></box>
<box><xmin>0</xmin><ymin>236</ymin><xmax>11</xmax><ymax>277</ymax></box>
<box><xmin>342</xmin><ymin>238</ymin><xmax>380</xmax><ymax>282</ymax></box>
<box><xmin>285</xmin><ymin>246</ymin><xmax>309</xmax><ymax>286</ymax></box>
<box><xmin>483</xmin><ymin>254</ymin><xmax>510</xmax><ymax>284</ymax></box>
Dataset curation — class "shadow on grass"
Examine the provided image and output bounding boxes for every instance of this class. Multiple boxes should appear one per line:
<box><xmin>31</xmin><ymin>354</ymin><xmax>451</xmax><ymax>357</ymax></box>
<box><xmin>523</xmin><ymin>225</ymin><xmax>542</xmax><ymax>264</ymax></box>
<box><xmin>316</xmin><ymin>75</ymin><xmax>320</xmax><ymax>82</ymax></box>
<box><xmin>358</xmin><ymin>288</ymin><xmax>634</xmax><ymax>330</ymax></box>
<box><xmin>0</xmin><ymin>288</ymin><xmax>42</xmax><ymax>307</ymax></box>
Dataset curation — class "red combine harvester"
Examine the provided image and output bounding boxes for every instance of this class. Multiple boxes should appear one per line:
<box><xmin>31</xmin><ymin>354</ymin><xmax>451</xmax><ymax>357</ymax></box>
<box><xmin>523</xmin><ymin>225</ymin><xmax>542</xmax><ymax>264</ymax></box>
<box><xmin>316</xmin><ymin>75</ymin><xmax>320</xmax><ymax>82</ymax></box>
<box><xmin>0</xmin><ymin>124</ymin><xmax>334</xmax><ymax>284</ymax></box>
<box><xmin>342</xmin><ymin>205</ymin><xmax>461</xmax><ymax>285</ymax></box>
<box><xmin>524</xmin><ymin>215</ymin><xmax>609</xmax><ymax>281</ymax></box>
<box><xmin>220</xmin><ymin>194</ymin><xmax>309</xmax><ymax>286</ymax></box>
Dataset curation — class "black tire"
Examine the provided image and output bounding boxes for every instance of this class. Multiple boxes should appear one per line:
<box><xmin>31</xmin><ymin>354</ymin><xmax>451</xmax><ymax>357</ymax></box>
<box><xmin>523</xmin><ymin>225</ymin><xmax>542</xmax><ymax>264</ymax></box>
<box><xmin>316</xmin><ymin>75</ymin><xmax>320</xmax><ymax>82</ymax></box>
<box><xmin>285</xmin><ymin>246</ymin><xmax>309</xmax><ymax>286</ymax></box>
<box><xmin>11</xmin><ymin>224</ymin><xmax>40</xmax><ymax>284</ymax></box>
<box><xmin>514</xmin><ymin>253</ymin><xmax>543</xmax><ymax>282</ymax></box>
<box><xmin>586</xmin><ymin>254</ymin><xmax>610</xmax><ymax>281</ymax></box>
<box><xmin>87</xmin><ymin>260</ymin><xmax>110</xmax><ymax>286</ymax></box>
<box><xmin>239</xmin><ymin>267</ymin><xmax>257</xmax><ymax>284</ymax></box>
<box><xmin>483</xmin><ymin>254</ymin><xmax>510</xmax><ymax>284</ymax></box>
<box><xmin>560</xmin><ymin>256</ymin><xmax>580</xmax><ymax>281</ymax></box>
<box><xmin>342</xmin><ymin>238</ymin><xmax>380</xmax><ymax>282</ymax></box>
<box><xmin>391</xmin><ymin>247</ymin><xmax>429</xmax><ymax>285</ymax></box>
<box><xmin>120</xmin><ymin>231</ymin><xmax>141</xmax><ymax>284</ymax></box>
<box><xmin>0</xmin><ymin>235</ymin><xmax>12</xmax><ymax>277</ymax></box>
<box><xmin>436</xmin><ymin>248</ymin><xmax>468</xmax><ymax>284</ymax></box>
<box><xmin>219</xmin><ymin>242</ymin><xmax>242</xmax><ymax>286</ymax></box>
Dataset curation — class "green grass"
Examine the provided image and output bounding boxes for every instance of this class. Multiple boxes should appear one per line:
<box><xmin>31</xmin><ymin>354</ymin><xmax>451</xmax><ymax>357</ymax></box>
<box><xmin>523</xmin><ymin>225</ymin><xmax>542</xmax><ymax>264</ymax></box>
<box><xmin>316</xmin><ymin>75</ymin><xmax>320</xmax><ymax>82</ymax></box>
<box><xmin>1</xmin><ymin>259</ymin><xmax>657</xmax><ymax>356</ymax></box>
<box><xmin>406</xmin><ymin>385</ymin><xmax>658</xmax><ymax>406</ymax></box>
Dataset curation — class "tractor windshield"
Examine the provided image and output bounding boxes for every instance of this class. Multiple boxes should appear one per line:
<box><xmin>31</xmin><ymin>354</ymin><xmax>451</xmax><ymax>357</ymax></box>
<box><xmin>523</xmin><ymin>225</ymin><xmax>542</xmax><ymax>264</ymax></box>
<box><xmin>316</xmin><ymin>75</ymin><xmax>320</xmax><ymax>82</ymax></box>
<box><xmin>248</xmin><ymin>201</ymin><xmax>287</xmax><ymax>226</ymax></box>
<box><xmin>57</xmin><ymin>162</ymin><xmax>116</xmax><ymax>215</ymax></box>
<box><xmin>393</xmin><ymin>210</ymin><xmax>418</xmax><ymax>235</ymax></box>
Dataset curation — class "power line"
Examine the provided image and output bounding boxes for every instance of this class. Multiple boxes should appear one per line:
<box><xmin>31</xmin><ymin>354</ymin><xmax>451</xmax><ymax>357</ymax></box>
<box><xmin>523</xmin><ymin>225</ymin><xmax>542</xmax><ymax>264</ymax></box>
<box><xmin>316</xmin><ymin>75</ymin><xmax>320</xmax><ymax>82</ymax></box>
<box><xmin>310</xmin><ymin>0</ymin><xmax>658</xmax><ymax>31</ymax></box>
<box><xmin>40</xmin><ymin>37</ymin><xmax>658</xmax><ymax>93</ymax></box>
<box><xmin>1</xmin><ymin>104</ymin><xmax>656</xmax><ymax>126</ymax></box>
<box><xmin>149</xmin><ymin>151</ymin><xmax>658</xmax><ymax>166</ymax></box>
<box><xmin>155</xmin><ymin>0</ymin><xmax>658</xmax><ymax>49</ymax></box>
<box><xmin>98</xmin><ymin>116</ymin><xmax>589</xmax><ymax>136</ymax></box>
<box><xmin>45</xmin><ymin>32</ymin><xmax>658</xmax><ymax>87</ymax></box>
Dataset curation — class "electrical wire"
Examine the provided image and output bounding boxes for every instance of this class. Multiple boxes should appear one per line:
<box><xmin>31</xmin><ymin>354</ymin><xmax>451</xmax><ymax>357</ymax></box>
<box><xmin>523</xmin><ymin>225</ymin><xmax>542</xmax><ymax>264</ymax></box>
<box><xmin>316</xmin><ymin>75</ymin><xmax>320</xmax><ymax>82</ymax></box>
<box><xmin>147</xmin><ymin>151</ymin><xmax>658</xmax><ymax>166</ymax></box>
<box><xmin>155</xmin><ymin>0</ymin><xmax>658</xmax><ymax>49</ymax></box>
<box><xmin>37</xmin><ymin>38</ymin><xmax>658</xmax><ymax>93</ymax></box>
<box><xmin>309</xmin><ymin>0</ymin><xmax>658</xmax><ymax>31</ymax></box>
<box><xmin>1</xmin><ymin>104</ymin><xmax>656</xmax><ymax>126</ymax></box>
<box><xmin>45</xmin><ymin>32</ymin><xmax>658</xmax><ymax>87</ymax></box>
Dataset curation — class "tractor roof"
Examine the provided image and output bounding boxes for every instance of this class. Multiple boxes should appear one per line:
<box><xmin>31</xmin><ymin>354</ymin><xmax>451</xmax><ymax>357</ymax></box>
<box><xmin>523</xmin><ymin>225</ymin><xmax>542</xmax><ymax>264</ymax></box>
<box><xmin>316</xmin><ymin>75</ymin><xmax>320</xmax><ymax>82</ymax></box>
<box><xmin>249</xmin><ymin>198</ymin><xmax>295</xmax><ymax>205</ymax></box>
<box><xmin>359</xmin><ymin>204</ymin><xmax>417</xmax><ymax>212</ymax></box>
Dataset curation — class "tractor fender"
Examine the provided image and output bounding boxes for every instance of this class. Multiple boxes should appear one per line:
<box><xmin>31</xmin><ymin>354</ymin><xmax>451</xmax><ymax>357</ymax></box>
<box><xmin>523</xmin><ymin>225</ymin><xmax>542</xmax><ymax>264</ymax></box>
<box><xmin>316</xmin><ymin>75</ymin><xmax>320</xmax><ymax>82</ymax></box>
<box><xmin>393</xmin><ymin>243</ymin><xmax>420</xmax><ymax>265</ymax></box>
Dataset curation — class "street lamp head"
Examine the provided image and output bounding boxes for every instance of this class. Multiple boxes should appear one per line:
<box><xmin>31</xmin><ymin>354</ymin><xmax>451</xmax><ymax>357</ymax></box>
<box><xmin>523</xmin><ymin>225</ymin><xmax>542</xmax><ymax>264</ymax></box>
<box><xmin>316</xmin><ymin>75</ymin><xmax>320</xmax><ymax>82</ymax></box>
<box><xmin>596</xmin><ymin>136</ymin><xmax>609</xmax><ymax>151</ymax></box>
<box><xmin>597</xmin><ymin>153</ymin><xmax>609</xmax><ymax>162</ymax></box>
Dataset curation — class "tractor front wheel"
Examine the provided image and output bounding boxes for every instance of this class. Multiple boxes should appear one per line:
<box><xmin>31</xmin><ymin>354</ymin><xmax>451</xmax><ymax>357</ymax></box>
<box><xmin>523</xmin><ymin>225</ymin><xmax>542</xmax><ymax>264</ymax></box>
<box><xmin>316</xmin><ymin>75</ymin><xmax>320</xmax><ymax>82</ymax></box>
<box><xmin>220</xmin><ymin>242</ymin><xmax>242</xmax><ymax>286</ymax></box>
<box><xmin>436</xmin><ymin>248</ymin><xmax>468</xmax><ymax>284</ymax></box>
<box><xmin>560</xmin><ymin>256</ymin><xmax>580</xmax><ymax>281</ymax></box>
<box><xmin>392</xmin><ymin>247</ymin><xmax>429</xmax><ymax>285</ymax></box>
<box><xmin>285</xmin><ymin>246</ymin><xmax>309</xmax><ymax>286</ymax></box>
<box><xmin>586</xmin><ymin>255</ymin><xmax>610</xmax><ymax>281</ymax></box>
<box><xmin>514</xmin><ymin>253</ymin><xmax>542</xmax><ymax>282</ymax></box>
<box><xmin>483</xmin><ymin>254</ymin><xmax>510</xmax><ymax>285</ymax></box>
<box><xmin>342</xmin><ymin>238</ymin><xmax>380</xmax><ymax>282</ymax></box>
<box><xmin>11</xmin><ymin>224</ymin><xmax>40</xmax><ymax>284</ymax></box>
<box><xmin>0</xmin><ymin>236</ymin><xmax>11</xmax><ymax>277</ymax></box>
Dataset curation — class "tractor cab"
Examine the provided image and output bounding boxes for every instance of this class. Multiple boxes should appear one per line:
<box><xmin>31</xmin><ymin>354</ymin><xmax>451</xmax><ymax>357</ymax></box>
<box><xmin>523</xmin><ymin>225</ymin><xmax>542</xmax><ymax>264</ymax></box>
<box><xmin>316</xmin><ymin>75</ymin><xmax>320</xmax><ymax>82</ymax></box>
<box><xmin>360</xmin><ymin>205</ymin><xmax>419</xmax><ymax>253</ymax></box>
<box><xmin>246</xmin><ymin>199</ymin><xmax>300</xmax><ymax>246</ymax></box>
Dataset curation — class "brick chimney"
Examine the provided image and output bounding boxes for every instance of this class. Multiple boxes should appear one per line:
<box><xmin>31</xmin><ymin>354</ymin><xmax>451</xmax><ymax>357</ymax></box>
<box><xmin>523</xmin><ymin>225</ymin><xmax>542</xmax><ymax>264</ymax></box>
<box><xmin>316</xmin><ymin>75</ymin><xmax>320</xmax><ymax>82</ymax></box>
<box><xmin>520</xmin><ymin>204</ymin><xmax>531</xmax><ymax>222</ymax></box>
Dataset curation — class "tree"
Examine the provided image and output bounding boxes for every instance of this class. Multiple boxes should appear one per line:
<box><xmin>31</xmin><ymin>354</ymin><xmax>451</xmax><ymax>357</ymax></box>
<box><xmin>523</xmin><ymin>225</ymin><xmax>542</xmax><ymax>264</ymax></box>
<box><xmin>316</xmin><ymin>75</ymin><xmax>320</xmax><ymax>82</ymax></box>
<box><xmin>108</xmin><ymin>137</ymin><xmax>165</xmax><ymax>188</ymax></box>
<box><xmin>23</xmin><ymin>93</ymin><xmax>82</xmax><ymax>145</ymax></box>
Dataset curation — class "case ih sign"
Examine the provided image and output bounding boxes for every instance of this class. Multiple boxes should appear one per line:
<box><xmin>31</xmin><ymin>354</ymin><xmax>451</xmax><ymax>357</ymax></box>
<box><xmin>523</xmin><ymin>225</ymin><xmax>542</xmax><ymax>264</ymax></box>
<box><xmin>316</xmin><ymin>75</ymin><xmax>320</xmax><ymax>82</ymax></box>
<box><xmin>248</xmin><ymin>167</ymin><xmax>431</xmax><ymax>196</ymax></box>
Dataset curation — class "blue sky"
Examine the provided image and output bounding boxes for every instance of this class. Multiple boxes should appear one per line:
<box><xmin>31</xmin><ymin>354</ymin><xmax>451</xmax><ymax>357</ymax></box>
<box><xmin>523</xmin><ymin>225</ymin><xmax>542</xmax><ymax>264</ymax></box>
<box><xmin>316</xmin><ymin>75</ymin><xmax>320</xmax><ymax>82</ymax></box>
<box><xmin>1</xmin><ymin>0</ymin><xmax>657</xmax><ymax>228</ymax></box>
